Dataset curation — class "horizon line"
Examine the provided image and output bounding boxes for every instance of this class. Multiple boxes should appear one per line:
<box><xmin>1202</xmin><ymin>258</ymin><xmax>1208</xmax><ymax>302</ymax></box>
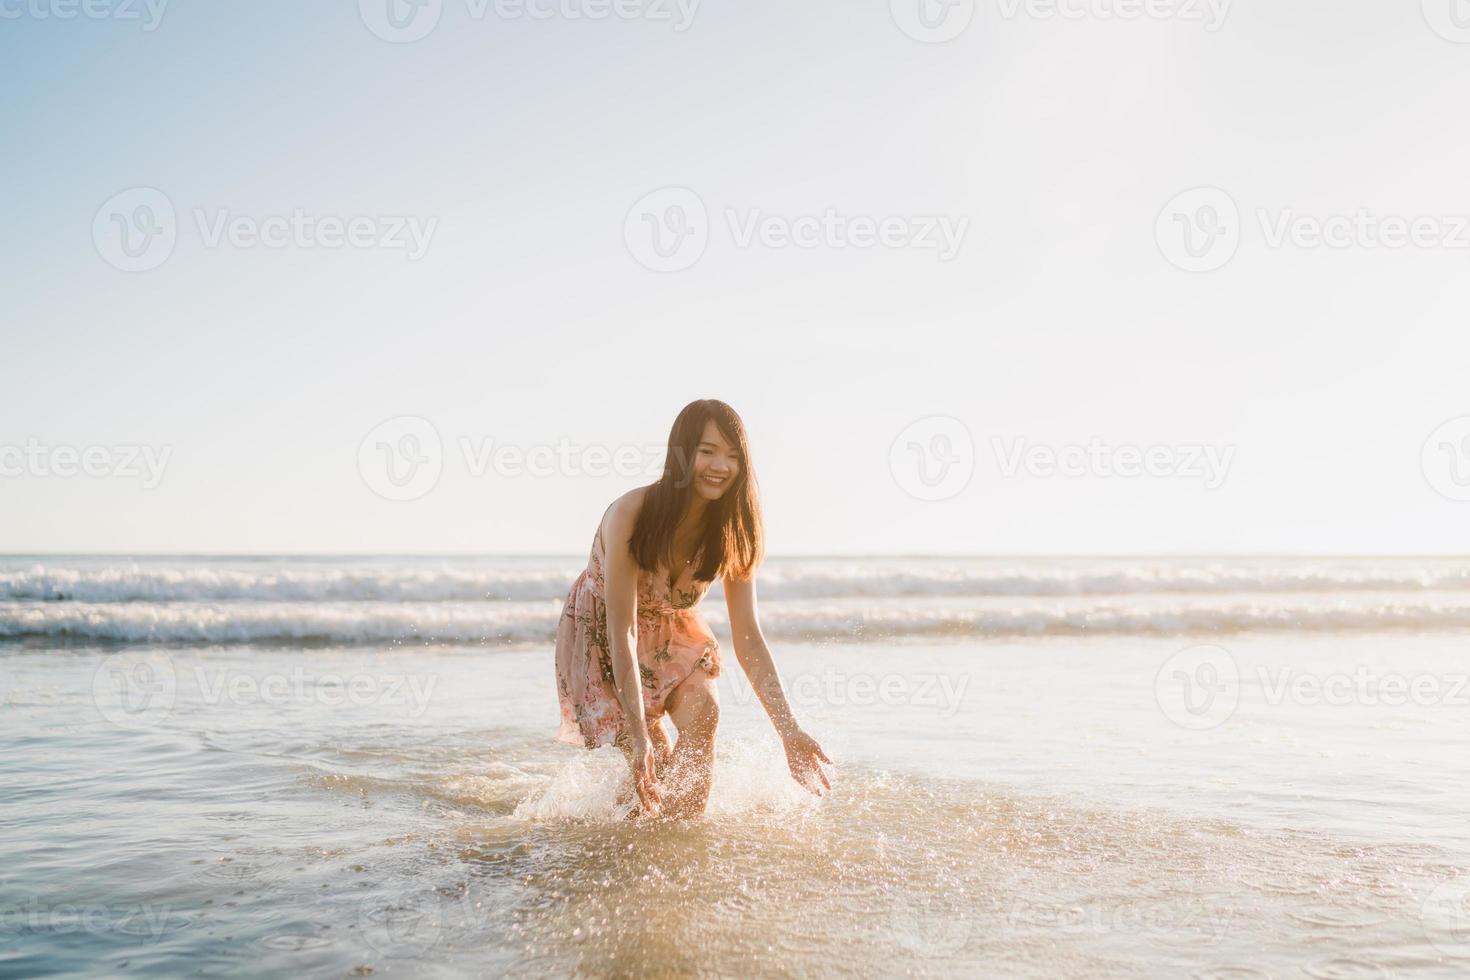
<box><xmin>3</xmin><ymin>552</ymin><xmax>1470</xmax><ymax>561</ymax></box>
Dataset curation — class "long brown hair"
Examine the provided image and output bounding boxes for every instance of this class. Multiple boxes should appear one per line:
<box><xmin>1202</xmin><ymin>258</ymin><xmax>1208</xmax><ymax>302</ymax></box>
<box><xmin>629</xmin><ymin>399</ymin><xmax>764</xmax><ymax>583</ymax></box>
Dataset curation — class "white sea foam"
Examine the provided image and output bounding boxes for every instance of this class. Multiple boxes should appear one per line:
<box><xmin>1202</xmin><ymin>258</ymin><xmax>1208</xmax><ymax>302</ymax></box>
<box><xmin>6</xmin><ymin>558</ymin><xmax>1470</xmax><ymax>604</ymax></box>
<box><xmin>4</xmin><ymin>593</ymin><xmax>1470</xmax><ymax>645</ymax></box>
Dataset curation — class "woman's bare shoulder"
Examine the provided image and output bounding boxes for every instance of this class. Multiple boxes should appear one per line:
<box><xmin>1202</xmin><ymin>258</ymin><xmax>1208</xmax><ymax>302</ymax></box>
<box><xmin>602</xmin><ymin>486</ymin><xmax>652</xmax><ymax>546</ymax></box>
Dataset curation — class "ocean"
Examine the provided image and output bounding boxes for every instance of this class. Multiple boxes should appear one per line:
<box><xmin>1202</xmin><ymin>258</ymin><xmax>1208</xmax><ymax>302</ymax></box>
<box><xmin>4</xmin><ymin>555</ymin><xmax>1470</xmax><ymax>978</ymax></box>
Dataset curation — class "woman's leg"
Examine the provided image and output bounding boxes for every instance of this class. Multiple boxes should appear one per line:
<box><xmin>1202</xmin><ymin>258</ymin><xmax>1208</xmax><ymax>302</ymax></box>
<box><xmin>660</xmin><ymin>669</ymin><xmax>720</xmax><ymax>819</ymax></box>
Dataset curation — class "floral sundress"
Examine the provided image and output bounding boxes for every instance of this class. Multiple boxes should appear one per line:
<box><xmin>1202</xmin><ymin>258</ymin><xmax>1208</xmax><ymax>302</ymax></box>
<box><xmin>555</xmin><ymin>507</ymin><xmax>722</xmax><ymax>749</ymax></box>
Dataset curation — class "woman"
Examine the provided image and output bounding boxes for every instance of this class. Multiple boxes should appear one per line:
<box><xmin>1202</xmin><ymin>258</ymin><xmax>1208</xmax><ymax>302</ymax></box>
<box><xmin>554</xmin><ymin>399</ymin><xmax>832</xmax><ymax>818</ymax></box>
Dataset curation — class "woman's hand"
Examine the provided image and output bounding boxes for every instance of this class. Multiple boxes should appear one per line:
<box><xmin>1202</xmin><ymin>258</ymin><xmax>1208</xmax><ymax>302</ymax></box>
<box><xmin>628</xmin><ymin>728</ymin><xmax>663</xmax><ymax>814</ymax></box>
<box><xmin>782</xmin><ymin>728</ymin><xmax>832</xmax><ymax>796</ymax></box>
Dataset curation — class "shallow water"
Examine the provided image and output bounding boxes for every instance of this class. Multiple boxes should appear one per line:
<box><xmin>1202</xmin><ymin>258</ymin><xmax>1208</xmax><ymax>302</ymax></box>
<box><xmin>5</xmin><ymin>629</ymin><xmax>1470</xmax><ymax>978</ymax></box>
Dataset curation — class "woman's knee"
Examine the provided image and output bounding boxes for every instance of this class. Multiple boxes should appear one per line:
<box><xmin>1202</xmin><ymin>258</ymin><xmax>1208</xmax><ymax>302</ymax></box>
<box><xmin>669</xmin><ymin>674</ymin><xmax>720</xmax><ymax>738</ymax></box>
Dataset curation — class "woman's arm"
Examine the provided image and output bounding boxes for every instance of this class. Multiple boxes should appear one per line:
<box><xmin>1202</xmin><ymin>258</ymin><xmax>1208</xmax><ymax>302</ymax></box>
<box><xmin>602</xmin><ymin>499</ymin><xmax>647</xmax><ymax>730</ymax></box>
<box><xmin>723</xmin><ymin>575</ymin><xmax>799</xmax><ymax>736</ymax></box>
<box><xmin>724</xmin><ymin>574</ymin><xmax>832</xmax><ymax>794</ymax></box>
<box><xmin>602</xmin><ymin>497</ymin><xmax>661</xmax><ymax>810</ymax></box>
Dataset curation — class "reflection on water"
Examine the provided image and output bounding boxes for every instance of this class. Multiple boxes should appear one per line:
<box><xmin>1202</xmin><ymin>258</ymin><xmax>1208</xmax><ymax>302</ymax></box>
<box><xmin>4</xmin><ymin>641</ymin><xmax>1470</xmax><ymax>977</ymax></box>
<box><xmin>420</xmin><ymin>750</ymin><xmax>1465</xmax><ymax>979</ymax></box>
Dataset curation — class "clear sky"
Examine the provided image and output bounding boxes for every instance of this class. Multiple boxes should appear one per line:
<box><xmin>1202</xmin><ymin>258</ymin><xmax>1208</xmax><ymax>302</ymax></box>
<box><xmin>4</xmin><ymin>0</ymin><xmax>1470</xmax><ymax>555</ymax></box>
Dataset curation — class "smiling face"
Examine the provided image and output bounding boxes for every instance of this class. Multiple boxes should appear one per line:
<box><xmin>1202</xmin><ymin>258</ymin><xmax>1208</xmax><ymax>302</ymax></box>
<box><xmin>691</xmin><ymin>419</ymin><xmax>741</xmax><ymax>501</ymax></box>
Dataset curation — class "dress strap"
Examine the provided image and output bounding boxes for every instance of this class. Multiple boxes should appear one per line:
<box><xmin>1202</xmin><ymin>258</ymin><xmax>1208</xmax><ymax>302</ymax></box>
<box><xmin>595</xmin><ymin>500</ymin><xmax>617</xmax><ymax>552</ymax></box>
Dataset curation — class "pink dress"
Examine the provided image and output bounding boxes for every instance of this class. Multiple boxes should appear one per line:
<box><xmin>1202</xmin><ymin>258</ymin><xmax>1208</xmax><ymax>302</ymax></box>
<box><xmin>555</xmin><ymin>508</ymin><xmax>722</xmax><ymax>749</ymax></box>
